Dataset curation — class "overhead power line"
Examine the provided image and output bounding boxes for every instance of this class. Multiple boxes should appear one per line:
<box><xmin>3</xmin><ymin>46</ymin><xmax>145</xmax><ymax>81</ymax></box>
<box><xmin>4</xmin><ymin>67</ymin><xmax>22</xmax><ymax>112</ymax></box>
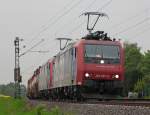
<box><xmin>28</xmin><ymin>0</ymin><xmax>84</xmax><ymax>43</ymax></box>
<box><xmin>55</xmin><ymin>0</ymin><xmax>98</xmax><ymax>35</ymax></box>
<box><xmin>29</xmin><ymin>0</ymin><xmax>86</xmax><ymax>51</ymax></box>
<box><xmin>131</xmin><ymin>25</ymin><xmax>150</xmax><ymax>38</ymax></box>
<box><xmin>29</xmin><ymin>50</ymin><xmax>50</xmax><ymax>53</ymax></box>
<box><xmin>97</xmin><ymin>0</ymin><xmax>112</xmax><ymax>11</ymax></box>
<box><xmin>19</xmin><ymin>39</ymin><xmax>45</xmax><ymax>57</ymax></box>
<box><xmin>25</xmin><ymin>0</ymin><xmax>74</xmax><ymax>39</ymax></box>
<box><xmin>21</xmin><ymin>41</ymin><xmax>58</xmax><ymax>75</ymax></box>
<box><xmin>113</xmin><ymin>17</ymin><xmax>150</xmax><ymax>36</ymax></box>
<box><xmin>108</xmin><ymin>8</ymin><xmax>150</xmax><ymax>31</ymax></box>
<box><xmin>69</xmin><ymin>20</ymin><xmax>85</xmax><ymax>35</ymax></box>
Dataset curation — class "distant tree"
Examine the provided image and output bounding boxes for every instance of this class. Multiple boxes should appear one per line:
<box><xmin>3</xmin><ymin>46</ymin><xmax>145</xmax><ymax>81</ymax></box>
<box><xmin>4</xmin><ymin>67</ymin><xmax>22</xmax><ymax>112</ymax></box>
<box><xmin>123</xmin><ymin>42</ymin><xmax>143</xmax><ymax>95</ymax></box>
<box><xmin>0</xmin><ymin>82</ymin><xmax>26</xmax><ymax>97</ymax></box>
<box><xmin>134</xmin><ymin>79</ymin><xmax>145</xmax><ymax>96</ymax></box>
<box><xmin>0</xmin><ymin>85</ymin><xmax>6</xmax><ymax>94</ymax></box>
<box><xmin>135</xmin><ymin>50</ymin><xmax>150</xmax><ymax>97</ymax></box>
<box><xmin>139</xmin><ymin>50</ymin><xmax>150</xmax><ymax>76</ymax></box>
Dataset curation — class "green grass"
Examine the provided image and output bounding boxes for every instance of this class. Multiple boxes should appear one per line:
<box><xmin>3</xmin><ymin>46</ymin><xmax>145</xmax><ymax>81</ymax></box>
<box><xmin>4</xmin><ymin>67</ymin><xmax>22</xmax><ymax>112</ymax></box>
<box><xmin>144</xmin><ymin>96</ymin><xmax>150</xmax><ymax>99</ymax></box>
<box><xmin>0</xmin><ymin>97</ymin><xmax>74</xmax><ymax>115</ymax></box>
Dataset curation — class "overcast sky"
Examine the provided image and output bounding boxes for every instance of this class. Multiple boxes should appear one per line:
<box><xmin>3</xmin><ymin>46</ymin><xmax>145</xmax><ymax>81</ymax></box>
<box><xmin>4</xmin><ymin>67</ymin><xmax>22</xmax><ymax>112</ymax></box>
<box><xmin>0</xmin><ymin>0</ymin><xmax>149</xmax><ymax>85</ymax></box>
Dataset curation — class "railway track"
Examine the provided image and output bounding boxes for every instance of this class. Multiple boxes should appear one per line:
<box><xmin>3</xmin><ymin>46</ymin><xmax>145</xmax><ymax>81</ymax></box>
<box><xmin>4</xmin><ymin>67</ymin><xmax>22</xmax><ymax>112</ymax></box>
<box><xmin>28</xmin><ymin>99</ymin><xmax>150</xmax><ymax>115</ymax></box>
<box><xmin>28</xmin><ymin>98</ymin><xmax>150</xmax><ymax>107</ymax></box>
<box><xmin>86</xmin><ymin>99</ymin><xmax>150</xmax><ymax>107</ymax></box>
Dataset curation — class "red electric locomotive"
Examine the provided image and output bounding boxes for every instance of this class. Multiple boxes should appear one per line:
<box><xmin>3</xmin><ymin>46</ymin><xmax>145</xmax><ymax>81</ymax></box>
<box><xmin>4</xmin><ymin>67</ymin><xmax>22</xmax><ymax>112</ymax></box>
<box><xmin>49</xmin><ymin>31</ymin><xmax>124</xmax><ymax>100</ymax></box>
<box><xmin>27</xmin><ymin>31</ymin><xmax>124</xmax><ymax>100</ymax></box>
<box><xmin>75</xmin><ymin>32</ymin><xmax>124</xmax><ymax>98</ymax></box>
<box><xmin>27</xmin><ymin>12</ymin><xmax>124</xmax><ymax>100</ymax></box>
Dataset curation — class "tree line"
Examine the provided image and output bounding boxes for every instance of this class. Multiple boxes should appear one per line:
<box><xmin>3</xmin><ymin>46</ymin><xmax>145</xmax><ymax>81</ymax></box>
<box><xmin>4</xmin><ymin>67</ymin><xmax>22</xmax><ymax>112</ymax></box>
<box><xmin>0</xmin><ymin>82</ymin><xmax>26</xmax><ymax>97</ymax></box>
<box><xmin>124</xmin><ymin>42</ymin><xmax>150</xmax><ymax>98</ymax></box>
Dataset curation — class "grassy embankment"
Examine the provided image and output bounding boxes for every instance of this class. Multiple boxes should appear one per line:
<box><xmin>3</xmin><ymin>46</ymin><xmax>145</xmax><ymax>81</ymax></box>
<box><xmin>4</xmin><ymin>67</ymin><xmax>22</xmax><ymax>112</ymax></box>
<box><xmin>0</xmin><ymin>95</ymin><xmax>73</xmax><ymax>115</ymax></box>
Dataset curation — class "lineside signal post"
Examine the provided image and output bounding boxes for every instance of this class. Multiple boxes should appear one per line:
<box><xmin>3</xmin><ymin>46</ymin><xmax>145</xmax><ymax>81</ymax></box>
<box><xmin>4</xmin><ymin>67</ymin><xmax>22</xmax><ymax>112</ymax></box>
<box><xmin>14</xmin><ymin>38</ymin><xmax>44</xmax><ymax>99</ymax></box>
<box><xmin>14</xmin><ymin>37</ymin><xmax>22</xmax><ymax>98</ymax></box>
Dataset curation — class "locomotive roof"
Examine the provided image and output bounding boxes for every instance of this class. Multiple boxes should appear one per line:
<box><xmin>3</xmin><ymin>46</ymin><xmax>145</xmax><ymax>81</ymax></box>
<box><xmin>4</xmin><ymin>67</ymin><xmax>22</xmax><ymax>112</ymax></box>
<box><xmin>79</xmin><ymin>39</ymin><xmax>121</xmax><ymax>45</ymax></box>
<box><xmin>72</xmin><ymin>39</ymin><xmax>121</xmax><ymax>48</ymax></box>
<box><xmin>54</xmin><ymin>38</ymin><xmax>121</xmax><ymax>57</ymax></box>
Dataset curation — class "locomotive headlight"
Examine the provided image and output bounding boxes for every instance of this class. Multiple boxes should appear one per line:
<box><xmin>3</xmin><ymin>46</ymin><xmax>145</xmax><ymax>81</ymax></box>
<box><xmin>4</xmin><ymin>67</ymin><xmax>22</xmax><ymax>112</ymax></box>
<box><xmin>85</xmin><ymin>73</ymin><xmax>89</xmax><ymax>77</ymax></box>
<box><xmin>100</xmin><ymin>60</ymin><xmax>104</xmax><ymax>64</ymax></box>
<box><xmin>115</xmin><ymin>75</ymin><xmax>119</xmax><ymax>79</ymax></box>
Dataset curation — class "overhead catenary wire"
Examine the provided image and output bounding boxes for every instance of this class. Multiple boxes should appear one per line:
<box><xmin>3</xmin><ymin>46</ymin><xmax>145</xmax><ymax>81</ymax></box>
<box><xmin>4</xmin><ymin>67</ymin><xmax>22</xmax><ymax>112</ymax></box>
<box><xmin>55</xmin><ymin>0</ymin><xmax>98</xmax><ymax>35</ymax></box>
<box><xmin>97</xmin><ymin>0</ymin><xmax>112</xmax><ymax>11</ymax></box>
<box><xmin>107</xmin><ymin>8</ymin><xmax>150</xmax><ymax>31</ymax></box>
<box><xmin>29</xmin><ymin>50</ymin><xmax>50</xmax><ymax>53</ymax></box>
<box><xmin>113</xmin><ymin>17</ymin><xmax>150</xmax><ymax>36</ymax></box>
<box><xmin>27</xmin><ymin>0</ymin><xmax>84</xmax><ymax>44</ymax></box>
<box><xmin>24</xmin><ymin>0</ymin><xmax>74</xmax><ymax>40</ymax></box>
<box><xmin>19</xmin><ymin>39</ymin><xmax>45</xmax><ymax>57</ymax></box>
<box><xmin>68</xmin><ymin>20</ymin><xmax>85</xmax><ymax>35</ymax></box>
<box><xmin>21</xmin><ymin>41</ymin><xmax>58</xmax><ymax>75</ymax></box>
<box><xmin>130</xmin><ymin>24</ymin><xmax>150</xmax><ymax>38</ymax></box>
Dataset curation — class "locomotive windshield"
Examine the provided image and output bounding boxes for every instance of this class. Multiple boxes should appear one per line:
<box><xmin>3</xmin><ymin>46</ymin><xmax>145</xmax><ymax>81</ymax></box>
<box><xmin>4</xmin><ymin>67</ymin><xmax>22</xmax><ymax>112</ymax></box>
<box><xmin>84</xmin><ymin>44</ymin><xmax>120</xmax><ymax>64</ymax></box>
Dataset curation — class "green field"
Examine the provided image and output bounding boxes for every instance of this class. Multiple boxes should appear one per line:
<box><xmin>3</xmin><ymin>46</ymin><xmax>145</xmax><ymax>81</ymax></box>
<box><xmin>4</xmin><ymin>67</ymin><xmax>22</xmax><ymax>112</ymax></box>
<box><xmin>0</xmin><ymin>96</ymin><xmax>73</xmax><ymax>115</ymax></box>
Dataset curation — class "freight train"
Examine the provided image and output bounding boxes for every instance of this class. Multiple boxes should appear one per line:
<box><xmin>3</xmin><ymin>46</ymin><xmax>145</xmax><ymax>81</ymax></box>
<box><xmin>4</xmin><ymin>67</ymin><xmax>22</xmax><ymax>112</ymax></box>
<box><xmin>27</xmin><ymin>31</ymin><xmax>124</xmax><ymax>100</ymax></box>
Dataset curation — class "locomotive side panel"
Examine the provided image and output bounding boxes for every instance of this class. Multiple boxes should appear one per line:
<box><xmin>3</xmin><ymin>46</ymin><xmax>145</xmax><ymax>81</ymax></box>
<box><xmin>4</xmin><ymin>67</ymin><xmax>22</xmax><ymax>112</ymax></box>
<box><xmin>53</xmin><ymin>48</ymin><xmax>75</xmax><ymax>88</ymax></box>
<box><xmin>53</xmin><ymin>56</ymin><xmax>59</xmax><ymax>88</ymax></box>
<box><xmin>27</xmin><ymin>74</ymin><xmax>38</xmax><ymax>99</ymax></box>
<box><xmin>32</xmin><ymin>75</ymin><xmax>38</xmax><ymax>98</ymax></box>
<box><xmin>48</xmin><ymin>60</ymin><xmax>53</xmax><ymax>89</ymax></box>
<box><xmin>38</xmin><ymin>64</ymin><xmax>49</xmax><ymax>91</ymax></box>
<box><xmin>75</xmin><ymin>41</ymin><xmax>85</xmax><ymax>86</ymax></box>
<box><xmin>27</xmin><ymin>79</ymin><xmax>32</xmax><ymax>98</ymax></box>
